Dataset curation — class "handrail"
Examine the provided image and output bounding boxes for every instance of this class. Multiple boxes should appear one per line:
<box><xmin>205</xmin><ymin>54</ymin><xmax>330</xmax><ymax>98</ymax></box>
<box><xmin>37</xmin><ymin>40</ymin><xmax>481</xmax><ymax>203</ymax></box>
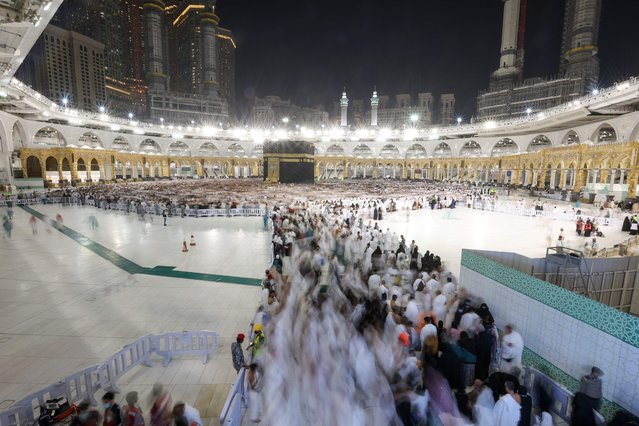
<box><xmin>219</xmin><ymin>367</ymin><xmax>247</xmax><ymax>425</ymax></box>
<box><xmin>0</xmin><ymin>330</ymin><xmax>220</xmax><ymax>426</ymax></box>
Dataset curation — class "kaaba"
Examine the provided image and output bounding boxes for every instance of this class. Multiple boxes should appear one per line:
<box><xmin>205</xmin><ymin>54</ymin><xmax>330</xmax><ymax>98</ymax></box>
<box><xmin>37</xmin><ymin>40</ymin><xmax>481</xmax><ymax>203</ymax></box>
<box><xmin>263</xmin><ymin>140</ymin><xmax>315</xmax><ymax>183</ymax></box>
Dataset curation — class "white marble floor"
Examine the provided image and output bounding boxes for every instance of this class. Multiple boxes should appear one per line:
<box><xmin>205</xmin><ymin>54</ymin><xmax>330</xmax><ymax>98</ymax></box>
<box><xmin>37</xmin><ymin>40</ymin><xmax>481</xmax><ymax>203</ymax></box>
<box><xmin>379</xmin><ymin>206</ymin><xmax>629</xmax><ymax>276</ymax></box>
<box><xmin>0</xmin><ymin>205</ymin><xmax>266</xmax><ymax>424</ymax></box>
<box><xmin>0</xmin><ymin>202</ymin><xmax>630</xmax><ymax>424</ymax></box>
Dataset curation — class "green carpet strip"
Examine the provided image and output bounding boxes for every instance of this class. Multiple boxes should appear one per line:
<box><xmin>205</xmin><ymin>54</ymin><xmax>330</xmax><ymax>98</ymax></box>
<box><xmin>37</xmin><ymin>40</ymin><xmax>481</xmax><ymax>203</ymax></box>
<box><xmin>21</xmin><ymin>205</ymin><xmax>261</xmax><ymax>286</ymax></box>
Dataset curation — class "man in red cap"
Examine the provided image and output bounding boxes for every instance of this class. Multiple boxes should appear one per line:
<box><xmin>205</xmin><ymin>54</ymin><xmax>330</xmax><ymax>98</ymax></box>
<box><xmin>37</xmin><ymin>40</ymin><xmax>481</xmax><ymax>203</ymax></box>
<box><xmin>231</xmin><ymin>333</ymin><xmax>246</xmax><ymax>373</ymax></box>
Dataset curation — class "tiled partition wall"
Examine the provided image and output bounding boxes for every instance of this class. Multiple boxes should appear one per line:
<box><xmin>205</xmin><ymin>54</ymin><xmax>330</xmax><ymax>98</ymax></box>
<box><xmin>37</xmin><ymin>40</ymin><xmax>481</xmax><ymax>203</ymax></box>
<box><xmin>460</xmin><ymin>249</ymin><xmax>639</xmax><ymax>418</ymax></box>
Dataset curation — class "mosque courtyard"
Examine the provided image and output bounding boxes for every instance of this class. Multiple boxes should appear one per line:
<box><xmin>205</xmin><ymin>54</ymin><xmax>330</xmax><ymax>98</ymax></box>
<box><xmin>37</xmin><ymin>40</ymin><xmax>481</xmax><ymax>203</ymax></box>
<box><xmin>0</xmin><ymin>196</ymin><xmax>632</xmax><ymax>423</ymax></box>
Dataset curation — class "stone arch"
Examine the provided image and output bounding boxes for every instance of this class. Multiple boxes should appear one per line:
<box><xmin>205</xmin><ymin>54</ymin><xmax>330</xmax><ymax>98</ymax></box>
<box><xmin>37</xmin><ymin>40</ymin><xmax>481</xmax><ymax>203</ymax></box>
<box><xmin>562</xmin><ymin>130</ymin><xmax>580</xmax><ymax>145</ymax></box>
<box><xmin>139</xmin><ymin>139</ymin><xmax>161</xmax><ymax>153</ymax></box>
<box><xmin>34</xmin><ymin>127</ymin><xmax>66</xmax><ymax>147</ymax></box>
<box><xmin>113</xmin><ymin>136</ymin><xmax>131</xmax><ymax>151</ymax></box>
<box><xmin>78</xmin><ymin>132</ymin><xmax>103</xmax><ymax>149</ymax></box>
<box><xmin>199</xmin><ymin>142</ymin><xmax>219</xmax><ymax>156</ymax></box>
<box><xmin>564</xmin><ymin>161</ymin><xmax>577</xmax><ymax>188</ymax></box>
<box><xmin>168</xmin><ymin>141</ymin><xmax>191</xmax><ymax>157</ymax></box>
<box><xmin>432</xmin><ymin>142</ymin><xmax>452</xmax><ymax>158</ymax></box>
<box><xmin>380</xmin><ymin>144</ymin><xmax>400</xmax><ymax>158</ymax></box>
<box><xmin>460</xmin><ymin>140</ymin><xmax>482</xmax><ymax>157</ymax></box>
<box><xmin>629</xmin><ymin>121</ymin><xmax>639</xmax><ymax>142</ymax></box>
<box><xmin>45</xmin><ymin>156</ymin><xmax>58</xmax><ymax>171</ymax></box>
<box><xmin>353</xmin><ymin>143</ymin><xmax>372</xmax><ymax>158</ymax></box>
<box><xmin>251</xmin><ymin>144</ymin><xmax>263</xmax><ymax>157</ymax></box>
<box><xmin>12</xmin><ymin>121</ymin><xmax>26</xmax><ymax>149</ymax></box>
<box><xmin>491</xmin><ymin>138</ymin><xmax>518</xmax><ymax>156</ymax></box>
<box><xmin>77</xmin><ymin>158</ymin><xmax>87</xmax><ymax>171</ymax></box>
<box><xmin>26</xmin><ymin>155</ymin><xmax>42</xmax><ymax>178</ymax></box>
<box><xmin>61</xmin><ymin>157</ymin><xmax>71</xmax><ymax>171</ymax></box>
<box><xmin>406</xmin><ymin>143</ymin><xmax>427</xmax><ymax>159</ymax></box>
<box><xmin>228</xmin><ymin>143</ymin><xmax>245</xmax><ymax>156</ymax></box>
<box><xmin>325</xmin><ymin>144</ymin><xmax>345</xmax><ymax>156</ymax></box>
<box><xmin>591</xmin><ymin>123</ymin><xmax>617</xmax><ymax>143</ymax></box>
<box><xmin>528</xmin><ymin>135</ymin><xmax>552</xmax><ymax>152</ymax></box>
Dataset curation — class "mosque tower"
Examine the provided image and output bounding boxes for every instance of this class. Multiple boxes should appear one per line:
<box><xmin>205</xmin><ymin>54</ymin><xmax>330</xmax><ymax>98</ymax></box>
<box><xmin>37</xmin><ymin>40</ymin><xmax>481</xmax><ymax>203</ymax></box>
<box><xmin>370</xmin><ymin>89</ymin><xmax>379</xmax><ymax>127</ymax></box>
<box><xmin>489</xmin><ymin>0</ymin><xmax>526</xmax><ymax>91</ymax></box>
<box><xmin>340</xmin><ymin>90</ymin><xmax>349</xmax><ymax>127</ymax></box>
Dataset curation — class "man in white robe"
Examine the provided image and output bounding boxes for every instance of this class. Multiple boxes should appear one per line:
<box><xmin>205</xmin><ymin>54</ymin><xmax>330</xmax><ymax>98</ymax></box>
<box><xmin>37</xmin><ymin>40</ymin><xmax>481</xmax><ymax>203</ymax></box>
<box><xmin>500</xmin><ymin>325</ymin><xmax>524</xmax><ymax>376</ymax></box>
<box><xmin>493</xmin><ymin>381</ymin><xmax>521</xmax><ymax>426</ymax></box>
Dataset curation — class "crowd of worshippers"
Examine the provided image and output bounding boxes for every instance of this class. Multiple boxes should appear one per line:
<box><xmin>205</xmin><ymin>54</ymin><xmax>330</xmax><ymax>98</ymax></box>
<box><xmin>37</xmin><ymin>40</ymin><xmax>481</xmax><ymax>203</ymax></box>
<box><xmin>236</xmin><ymin>201</ymin><xmax>633</xmax><ymax>425</ymax></box>
<box><xmin>54</xmin><ymin>385</ymin><xmax>203</xmax><ymax>426</ymax></box>
<box><xmin>1</xmin><ymin>179</ymin><xmax>512</xmax><ymax>216</ymax></box>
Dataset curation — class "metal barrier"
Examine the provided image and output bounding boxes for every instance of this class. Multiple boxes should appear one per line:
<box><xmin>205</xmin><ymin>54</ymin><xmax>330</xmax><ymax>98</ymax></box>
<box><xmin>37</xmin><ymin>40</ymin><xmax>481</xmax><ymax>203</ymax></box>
<box><xmin>1</xmin><ymin>198</ymin><xmax>265</xmax><ymax>218</ymax></box>
<box><xmin>219</xmin><ymin>367</ymin><xmax>247</xmax><ymax>426</ymax></box>
<box><xmin>154</xmin><ymin>331</ymin><xmax>219</xmax><ymax>367</ymax></box>
<box><xmin>0</xmin><ymin>330</ymin><xmax>219</xmax><ymax>426</ymax></box>
<box><xmin>97</xmin><ymin>334</ymin><xmax>154</xmax><ymax>393</ymax></box>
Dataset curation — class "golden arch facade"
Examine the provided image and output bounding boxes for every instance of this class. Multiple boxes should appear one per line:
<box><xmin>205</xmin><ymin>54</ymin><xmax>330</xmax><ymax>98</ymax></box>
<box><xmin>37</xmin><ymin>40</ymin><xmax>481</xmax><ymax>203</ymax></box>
<box><xmin>18</xmin><ymin>141</ymin><xmax>639</xmax><ymax>197</ymax></box>
<box><xmin>316</xmin><ymin>141</ymin><xmax>639</xmax><ymax>197</ymax></box>
<box><xmin>19</xmin><ymin>147</ymin><xmax>264</xmax><ymax>183</ymax></box>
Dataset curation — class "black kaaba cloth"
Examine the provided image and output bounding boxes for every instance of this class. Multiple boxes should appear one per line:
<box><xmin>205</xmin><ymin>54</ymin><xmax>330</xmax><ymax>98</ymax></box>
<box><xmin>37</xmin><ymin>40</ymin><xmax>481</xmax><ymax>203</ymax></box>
<box><xmin>263</xmin><ymin>140</ymin><xmax>315</xmax><ymax>183</ymax></box>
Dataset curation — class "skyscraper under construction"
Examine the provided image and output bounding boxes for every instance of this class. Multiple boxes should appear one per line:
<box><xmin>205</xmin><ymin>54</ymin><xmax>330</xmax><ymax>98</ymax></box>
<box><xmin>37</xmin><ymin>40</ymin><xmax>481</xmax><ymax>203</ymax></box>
<box><xmin>477</xmin><ymin>0</ymin><xmax>601</xmax><ymax>120</ymax></box>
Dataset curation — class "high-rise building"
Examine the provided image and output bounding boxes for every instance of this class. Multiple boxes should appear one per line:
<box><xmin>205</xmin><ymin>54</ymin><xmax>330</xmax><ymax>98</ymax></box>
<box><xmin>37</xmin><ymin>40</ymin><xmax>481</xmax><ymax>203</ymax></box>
<box><xmin>30</xmin><ymin>0</ymin><xmax>147</xmax><ymax>116</ymax></box>
<box><xmin>250</xmin><ymin>96</ymin><xmax>329</xmax><ymax>128</ymax></box>
<box><xmin>559</xmin><ymin>0</ymin><xmax>601</xmax><ymax>87</ymax></box>
<box><xmin>477</xmin><ymin>0</ymin><xmax>602</xmax><ymax>120</ymax></box>
<box><xmin>16</xmin><ymin>24</ymin><xmax>106</xmax><ymax>111</ymax></box>
<box><xmin>216</xmin><ymin>27</ymin><xmax>236</xmax><ymax>113</ymax></box>
<box><xmin>360</xmin><ymin>92</ymin><xmax>447</xmax><ymax>128</ymax></box>
<box><xmin>439</xmin><ymin>93</ymin><xmax>455</xmax><ymax>125</ymax></box>
<box><xmin>143</xmin><ymin>0</ymin><xmax>230</xmax><ymax>123</ymax></box>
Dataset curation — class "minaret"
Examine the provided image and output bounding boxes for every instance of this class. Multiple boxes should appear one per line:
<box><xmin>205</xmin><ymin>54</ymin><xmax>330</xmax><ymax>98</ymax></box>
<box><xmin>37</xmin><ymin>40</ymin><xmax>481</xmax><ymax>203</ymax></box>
<box><xmin>498</xmin><ymin>0</ymin><xmax>521</xmax><ymax>70</ymax></box>
<box><xmin>340</xmin><ymin>90</ymin><xmax>348</xmax><ymax>127</ymax></box>
<box><xmin>144</xmin><ymin>0</ymin><xmax>167</xmax><ymax>92</ymax></box>
<box><xmin>370</xmin><ymin>89</ymin><xmax>379</xmax><ymax>126</ymax></box>
<box><xmin>488</xmin><ymin>0</ymin><xmax>523</xmax><ymax>90</ymax></box>
<box><xmin>200</xmin><ymin>1</ymin><xmax>220</xmax><ymax>97</ymax></box>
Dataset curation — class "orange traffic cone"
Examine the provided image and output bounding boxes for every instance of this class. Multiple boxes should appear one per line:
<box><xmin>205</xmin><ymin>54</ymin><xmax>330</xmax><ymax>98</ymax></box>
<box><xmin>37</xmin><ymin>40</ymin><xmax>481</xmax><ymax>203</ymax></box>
<box><xmin>182</xmin><ymin>240</ymin><xmax>189</xmax><ymax>252</ymax></box>
<box><xmin>189</xmin><ymin>234</ymin><xmax>196</xmax><ymax>246</ymax></box>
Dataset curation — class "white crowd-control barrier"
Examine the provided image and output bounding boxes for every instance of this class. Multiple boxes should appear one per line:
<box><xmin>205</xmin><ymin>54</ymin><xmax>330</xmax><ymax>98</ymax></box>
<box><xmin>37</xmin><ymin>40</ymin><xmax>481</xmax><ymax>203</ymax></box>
<box><xmin>0</xmin><ymin>198</ymin><xmax>266</xmax><ymax>218</ymax></box>
<box><xmin>219</xmin><ymin>367</ymin><xmax>247</xmax><ymax>426</ymax></box>
<box><xmin>0</xmin><ymin>330</ymin><xmax>219</xmax><ymax>426</ymax></box>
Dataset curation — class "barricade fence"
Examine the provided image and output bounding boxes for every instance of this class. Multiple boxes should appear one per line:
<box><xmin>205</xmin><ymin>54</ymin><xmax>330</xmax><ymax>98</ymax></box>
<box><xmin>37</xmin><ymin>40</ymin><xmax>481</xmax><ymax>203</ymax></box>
<box><xmin>219</xmin><ymin>367</ymin><xmax>247</xmax><ymax>426</ymax></box>
<box><xmin>0</xmin><ymin>197</ymin><xmax>266</xmax><ymax>217</ymax></box>
<box><xmin>0</xmin><ymin>330</ymin><xmax>219</xmax><ymax>426</ymax></box>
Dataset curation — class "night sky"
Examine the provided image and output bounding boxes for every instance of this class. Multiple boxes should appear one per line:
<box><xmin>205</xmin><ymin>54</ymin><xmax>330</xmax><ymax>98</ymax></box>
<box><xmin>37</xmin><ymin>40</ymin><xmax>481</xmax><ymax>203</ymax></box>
<box><xmin>216</xmin><ymin>0</ymin><xmax>639</xmax><ymax>118</ymax></box>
